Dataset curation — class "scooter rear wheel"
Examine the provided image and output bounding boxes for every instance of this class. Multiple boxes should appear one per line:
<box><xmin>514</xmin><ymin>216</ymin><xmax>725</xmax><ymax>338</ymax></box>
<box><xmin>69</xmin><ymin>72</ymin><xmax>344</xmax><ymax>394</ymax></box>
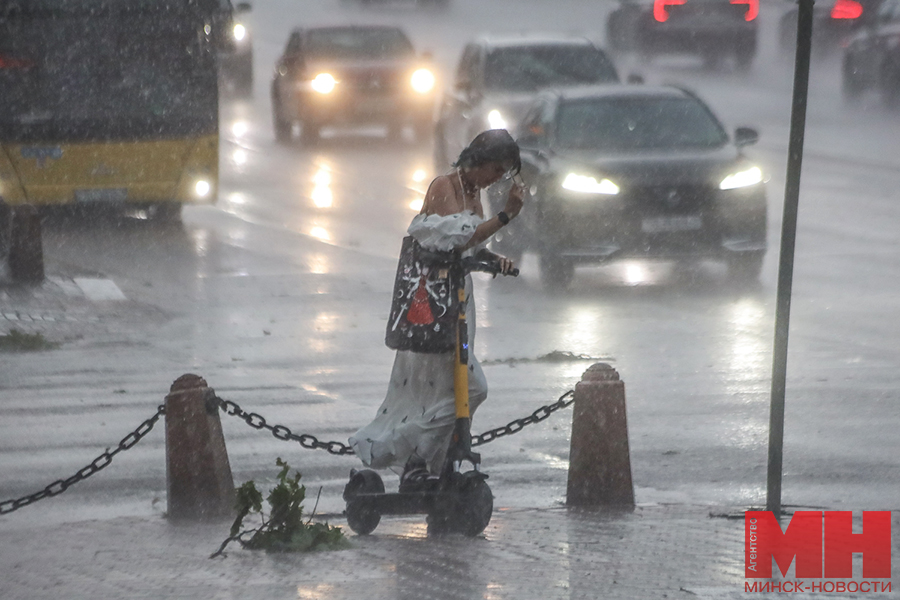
<box><xmin>343</xmin><ymin>469</ymin><xmax>384</xmax><ymax>535</ymax></box>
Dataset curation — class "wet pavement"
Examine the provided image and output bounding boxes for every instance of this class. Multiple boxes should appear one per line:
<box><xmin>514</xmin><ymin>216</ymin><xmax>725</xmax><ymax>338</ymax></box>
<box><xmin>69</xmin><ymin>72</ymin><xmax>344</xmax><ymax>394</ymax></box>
<box><xmin>2</xmin><ymin>503</ymin><xmax>898</xmax><ymax>600</ymax></box>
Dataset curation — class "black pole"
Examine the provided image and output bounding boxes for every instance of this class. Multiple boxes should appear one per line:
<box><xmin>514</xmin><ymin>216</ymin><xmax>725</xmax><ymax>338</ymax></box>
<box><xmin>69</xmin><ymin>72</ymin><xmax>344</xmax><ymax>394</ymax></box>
<box><xmin>766</xmin><ymin>0</ymin><xmax>815</xmax><ymax>516</ymax></box>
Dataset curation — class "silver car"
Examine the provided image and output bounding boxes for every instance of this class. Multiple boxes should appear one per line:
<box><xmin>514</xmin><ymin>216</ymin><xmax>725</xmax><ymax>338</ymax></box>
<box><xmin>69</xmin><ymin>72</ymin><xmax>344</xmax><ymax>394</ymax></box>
<box><xmin>433</xmin><ymin>34</ymin><xmax>619</xmax><ymax>170</ymax></box>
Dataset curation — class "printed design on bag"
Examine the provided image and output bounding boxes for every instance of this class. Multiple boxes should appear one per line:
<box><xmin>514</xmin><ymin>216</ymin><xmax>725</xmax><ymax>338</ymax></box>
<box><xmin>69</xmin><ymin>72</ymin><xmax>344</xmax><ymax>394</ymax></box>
<box><xmin>391</xmin><ymin>262</ymin><xmax>452</xmax><ymax>333</ymax></box>
<box><xmin>406</xmin><ymin>275</ymin><xmax>434</xmax><ymax>325</ymax></box>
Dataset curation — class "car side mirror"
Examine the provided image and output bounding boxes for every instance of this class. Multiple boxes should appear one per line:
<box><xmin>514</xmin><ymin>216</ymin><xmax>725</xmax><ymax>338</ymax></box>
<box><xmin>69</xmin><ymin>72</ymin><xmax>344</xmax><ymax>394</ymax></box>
<box><xmin>235</xmin><ymin>2</ymin><xmax>252</xmax><ymax>13</ymax></box>
<box><xmin>734</xmin><ymin>127</ymin><xmax>759</xmax><ymax>147</ymax></box>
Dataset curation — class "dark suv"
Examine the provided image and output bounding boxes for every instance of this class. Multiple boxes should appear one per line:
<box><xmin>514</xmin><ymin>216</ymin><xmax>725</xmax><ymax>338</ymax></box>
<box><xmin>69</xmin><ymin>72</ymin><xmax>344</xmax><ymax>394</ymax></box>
<box><xmin>607</xmin><ymin>0</ymin><xmax>759</xmax><ymax>69</ymax></box>
<box><xmin>505</xmin><ymin>85</ymin><xmax>767</xmax><ymax>288</ymax></box>
<box><xmin>433</xmin><ymin>35</ymin><xmax>619</xmax><ymax>169</ymax></box>
<box><xmin>779</xmin><ymin>0</ymin><xmax>887</xmax><ymax>56</ymax></box>
<box><xmin>271</xmin><ymin>25</ymin><xmax>437</xmax><ymax>144</ymax></box>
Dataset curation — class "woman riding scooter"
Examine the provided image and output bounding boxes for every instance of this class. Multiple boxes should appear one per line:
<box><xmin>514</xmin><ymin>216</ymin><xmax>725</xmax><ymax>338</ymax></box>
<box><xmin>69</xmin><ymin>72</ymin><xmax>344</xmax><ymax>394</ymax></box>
<box><xmin>349</xmin><ymin>129</ymin><xmax>525</xmax><ymax>488</ymax></box>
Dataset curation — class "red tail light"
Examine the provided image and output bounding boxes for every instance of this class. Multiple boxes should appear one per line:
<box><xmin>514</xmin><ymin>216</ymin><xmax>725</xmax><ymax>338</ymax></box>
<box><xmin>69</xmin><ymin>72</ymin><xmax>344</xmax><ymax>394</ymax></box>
<box><xmin>654</xmin><ymin>0</ymin><xmax>686</xmax><ymax>22</ymax></box>
<box><xmin>831</xmin><ymin>0</ymin><xmax>863</xmax><ymax>19</ymax></box>
<box><xmin>731</xmin><ymin>0</ymin><xmax>759</xmax><ymax>21</ymax></box>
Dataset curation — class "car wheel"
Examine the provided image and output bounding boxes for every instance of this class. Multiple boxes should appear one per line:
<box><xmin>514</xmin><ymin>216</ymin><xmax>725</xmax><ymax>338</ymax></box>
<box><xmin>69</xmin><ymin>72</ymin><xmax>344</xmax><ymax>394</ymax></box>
<box><xmin>540</xmin><ymin>254</ymin><xmax>575</xmax><ymax>291</ymax></box>
<box><xmin>234</xmin><ymin>54</ymin><xmax>253</xmax><ymax>97</ymax></box>
<box><xmin>299</xmin><ymin>122</ymin><xmax>320</xmax><ymax>145</ymax></box>
<box><xmin>726</xmin><ymin>251</ymin><xmax>764</xmax><ymax>282</ymax></box>
<box><xmin>271</xmin><ymin>88</ymin><xmax>292</xmax><ymax>143</ymax></box>
<box><xmin>152</xmin><ymin>202</ymin><xmax>183</xmax><ymax>224</ymax></box>
<box><xmin>734</xmin><ymin>46</ymin><xmax>755</xmax><ymax>71</ymax></box>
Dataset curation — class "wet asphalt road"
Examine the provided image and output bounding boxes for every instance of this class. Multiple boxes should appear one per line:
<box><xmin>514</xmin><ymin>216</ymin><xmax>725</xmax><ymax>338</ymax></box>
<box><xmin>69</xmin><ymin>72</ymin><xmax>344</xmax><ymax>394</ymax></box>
<box><xmin>1</xmin><ymin>0</ymin><xmax>899</xmax><ymax>526</ymax></box>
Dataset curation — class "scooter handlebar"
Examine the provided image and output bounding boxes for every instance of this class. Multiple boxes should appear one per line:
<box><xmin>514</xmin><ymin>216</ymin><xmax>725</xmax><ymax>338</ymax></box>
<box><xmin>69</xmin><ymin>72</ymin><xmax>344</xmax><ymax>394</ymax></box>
<box><xmin>461</xmin><ymin>258</ymin><xmax>519</xmax><ymax>277</ymax></box>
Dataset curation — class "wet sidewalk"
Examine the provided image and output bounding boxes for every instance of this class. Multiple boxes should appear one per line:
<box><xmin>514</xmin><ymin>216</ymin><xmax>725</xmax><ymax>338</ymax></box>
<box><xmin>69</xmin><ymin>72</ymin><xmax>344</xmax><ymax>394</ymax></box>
<box><xmin>3</xmin><ymin>503</ymin><xmax>895</xmax><ymax>600</ymax></box>
<box><xmin>0</xmin><ymin>504</ymin><xmax>737</xmax><ymax>600</ymax></box>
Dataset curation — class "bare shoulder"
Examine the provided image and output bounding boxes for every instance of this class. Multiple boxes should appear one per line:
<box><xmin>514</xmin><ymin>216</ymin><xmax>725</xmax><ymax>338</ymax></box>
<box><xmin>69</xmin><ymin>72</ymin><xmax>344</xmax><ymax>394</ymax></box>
<box><xmin>423</xmin><ymin>175</ymin><xmax>460</xmax><ymax>216</ymax></box>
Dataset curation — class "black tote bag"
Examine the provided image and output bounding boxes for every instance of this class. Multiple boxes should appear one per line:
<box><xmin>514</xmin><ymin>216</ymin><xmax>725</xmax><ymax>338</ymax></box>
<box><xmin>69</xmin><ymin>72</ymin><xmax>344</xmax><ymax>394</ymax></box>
<box><xmin>385</xmin><ymin>236</ymin><xmax>460</xmax><ymax>353</ymax></box>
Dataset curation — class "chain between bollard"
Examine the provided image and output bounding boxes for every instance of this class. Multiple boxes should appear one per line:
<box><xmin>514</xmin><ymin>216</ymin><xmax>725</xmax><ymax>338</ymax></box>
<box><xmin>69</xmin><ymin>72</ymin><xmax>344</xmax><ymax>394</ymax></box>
<box><xmin>214</xmin><ymin>389</ymin><xmax>576</xmax><ymax>455</ymax></box>
<box><xmin>215</xmin><ymin>396</ymin><xmax>356</xmax><ymax>455</ymax></box>
<box><xmin>472</xmin><ymin>390</ymin><xmax>575</xmax><ymax>446</ymax></box>
<box><xmin>0</xmin><ymin>404</ymin><xmax>166</xmax><ymax>515</ymax></box>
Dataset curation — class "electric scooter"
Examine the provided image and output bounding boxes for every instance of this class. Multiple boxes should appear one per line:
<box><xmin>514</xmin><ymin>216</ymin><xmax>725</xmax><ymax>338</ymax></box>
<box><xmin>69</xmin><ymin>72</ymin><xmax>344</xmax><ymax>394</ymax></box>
<box><xmin>343</xmin><ymin>250</ymin><xmax>518</xmax><ymax>537</ymax></box>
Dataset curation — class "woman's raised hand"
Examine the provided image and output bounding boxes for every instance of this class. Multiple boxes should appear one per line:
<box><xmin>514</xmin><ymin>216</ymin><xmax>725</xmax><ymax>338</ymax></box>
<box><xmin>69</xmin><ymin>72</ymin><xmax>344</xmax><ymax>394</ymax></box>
<box><xmin>504</xmin><ymin>181</ymin><xmax>525</xmax><ymax>220</ymax></box>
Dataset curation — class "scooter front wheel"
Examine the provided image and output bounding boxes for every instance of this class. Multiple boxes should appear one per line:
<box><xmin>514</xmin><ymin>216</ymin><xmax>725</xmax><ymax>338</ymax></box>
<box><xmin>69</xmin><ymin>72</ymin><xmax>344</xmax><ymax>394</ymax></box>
<box><xmin>427</xmin><ymin>472</ymin><xmax>493</xmax><ymax>537</ymax></box>
<box><xmin>343</xmin><ymin>469</ymin><xmax>384</xmax><ymax>535</ymax></box>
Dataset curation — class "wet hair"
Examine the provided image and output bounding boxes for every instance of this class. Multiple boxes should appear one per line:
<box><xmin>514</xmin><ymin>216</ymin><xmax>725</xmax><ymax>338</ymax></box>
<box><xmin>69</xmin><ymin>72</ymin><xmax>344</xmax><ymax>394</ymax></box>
<box><xmin>452</xmin><ymin>129</ymin><xmax>521</xmax><ymax>175</ymax></box>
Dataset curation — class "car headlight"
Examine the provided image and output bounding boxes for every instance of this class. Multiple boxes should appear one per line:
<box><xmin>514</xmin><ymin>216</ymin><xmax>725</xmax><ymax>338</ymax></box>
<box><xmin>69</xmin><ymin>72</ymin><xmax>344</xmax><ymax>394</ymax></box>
<box><xmin>719</xmin><ymin>166</ymin><xmax>762</xmax><ymax>190</ymax></box>
<box><xmin>410</xmin><ymin>68</ymin><xmax>435</xmax><ymax>94</ymax></box>
<box><xmin>233</xmin><ymin>23</ymin><xmax>246</xmax><ymax>41</ymax></box>
<box><xmin>194</xmin><ymin>179</ymin><xmax>212</xmax><ymax>198</ymax></box>
<box><xmin>561</xmin><ymin>173</ymin><xmax>620</xmax><ymax>195</ymax></box>
<box><xmin>311</xmin><ymin>73</ymin><xmax>336</xmax><ymax>94</ymax></box>
<box><xmin>487</xmin><ymin>109</ymin><xmax>508</xmax><ymax>130</ymax></box>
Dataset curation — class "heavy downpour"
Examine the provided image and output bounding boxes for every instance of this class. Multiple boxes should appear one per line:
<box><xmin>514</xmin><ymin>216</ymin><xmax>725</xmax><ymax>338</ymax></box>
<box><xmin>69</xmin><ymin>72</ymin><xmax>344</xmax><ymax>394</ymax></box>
<box><xmin>1</xmin><ymin>0</ymin><xmax>899</xmax><ymax>598</ymax></box>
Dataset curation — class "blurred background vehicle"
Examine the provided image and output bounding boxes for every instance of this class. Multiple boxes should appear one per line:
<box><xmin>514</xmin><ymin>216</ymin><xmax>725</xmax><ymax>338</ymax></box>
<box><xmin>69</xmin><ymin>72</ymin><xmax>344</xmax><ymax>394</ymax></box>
<box><xmin>606</xmin><ymin>0</ymin><xmax>759</xmax><ymax>70</ymax></box>
<box><xmin>501</xmin><ymin>84</ymin><xmax>767</xmax><ymax>289</ymax></box>
<box><xmin>270</xmin><ymin>25</ymin><xmax>437</xmax><ymax>145</ymax></box>
<box><xmin>0</xmin><ymin>0</ymin><xmax>221</xmax><ymax>222</ymax></box>
<box><xmin>778</xmin><ymin>0</ymin><xmax>886</xmax><ymax>57</ymax></box>
<box><xmin>433</xmin><ymin>34</ymin><xmax>620</xmax><ymax>170</ymax></box>
<box><xmin>218</xmin><ymin>1</ymin><xmax>254</xmax><ymax>97</ymax></box>
<box><xmin>841</xmin><ymin>0</ymin><xmax>900</xmax><ymax>105</ymax></box>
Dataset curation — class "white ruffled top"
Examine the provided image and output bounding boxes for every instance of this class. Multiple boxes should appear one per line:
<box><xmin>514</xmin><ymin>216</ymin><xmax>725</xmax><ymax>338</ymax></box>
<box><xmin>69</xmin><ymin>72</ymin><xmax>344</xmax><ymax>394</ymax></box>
<box><xmin>406</xmin><ymin>211</ymin><xmax>483</xmax><ymax>252</ymax></box>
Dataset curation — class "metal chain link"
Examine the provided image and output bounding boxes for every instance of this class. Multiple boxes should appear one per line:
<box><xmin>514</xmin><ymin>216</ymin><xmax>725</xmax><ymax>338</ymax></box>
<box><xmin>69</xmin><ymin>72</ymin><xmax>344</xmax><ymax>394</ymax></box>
<box><xmin>0</xmin><ymin>404</ymin><xmax>166</xmax><ymax>515</ymax></box>
<box><xmin>215</xmin><ymin>396</ymin><xmax>357</xmax><ymax>455</ymax></box>
<box><xmin>472</xmin><ymin>390</ymin><xmax>575</xmax><ymax>446</ymax></box>
<box><xmin>215</xmin><ymin>389</ymin><xmax>576</xmax><ymax>454</ymax></box>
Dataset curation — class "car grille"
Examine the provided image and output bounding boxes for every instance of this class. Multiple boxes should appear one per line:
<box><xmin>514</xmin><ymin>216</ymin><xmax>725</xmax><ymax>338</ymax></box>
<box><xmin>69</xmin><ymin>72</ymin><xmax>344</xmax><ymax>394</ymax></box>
<box><xmin>628</xmin><ymin>184</ymin><xmax>713</xmax><ymax>215</ymax></box>
<box><xmin>558</xmin><ymin>183</ymin><xmax>721</xmax><ymax>256</ymax></box>
<box><xmin>341</xmin><ymin>70</ymin><xmax>405</xmax><ymax>95</ymax></box>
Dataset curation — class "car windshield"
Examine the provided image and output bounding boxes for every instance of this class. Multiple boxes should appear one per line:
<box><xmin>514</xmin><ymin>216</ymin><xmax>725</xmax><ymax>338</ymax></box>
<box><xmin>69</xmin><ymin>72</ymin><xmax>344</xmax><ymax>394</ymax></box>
<box><xmin>483</xmin><ymin>45</ymin><xmax>618</xmax><ymax>92</ymax></box>
<box><xmin>305</xmin><ymin>28</ymin><xmax>415</xmax><ymax>60</ymax></box>
<box><xmin>556</xmin><ymin>96</ymin><xmax>729</xmax><ymax>151</ymax></box>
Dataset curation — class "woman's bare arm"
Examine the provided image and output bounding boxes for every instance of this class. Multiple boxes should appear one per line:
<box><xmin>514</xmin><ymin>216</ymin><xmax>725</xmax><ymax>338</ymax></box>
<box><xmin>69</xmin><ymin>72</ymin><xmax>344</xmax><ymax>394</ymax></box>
<box><xmin>421</xmin><ymin>175</ymin><xmax>525</xmax><ymax>256</ymax></box>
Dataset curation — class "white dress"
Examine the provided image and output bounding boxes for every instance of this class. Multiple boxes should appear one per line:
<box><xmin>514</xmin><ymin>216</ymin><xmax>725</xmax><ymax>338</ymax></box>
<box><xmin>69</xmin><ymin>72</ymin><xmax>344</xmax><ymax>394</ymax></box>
<box><xmin>349</xmin><ymin>211</ymin><xmax>488</xmax><ymax>474</ymax></box>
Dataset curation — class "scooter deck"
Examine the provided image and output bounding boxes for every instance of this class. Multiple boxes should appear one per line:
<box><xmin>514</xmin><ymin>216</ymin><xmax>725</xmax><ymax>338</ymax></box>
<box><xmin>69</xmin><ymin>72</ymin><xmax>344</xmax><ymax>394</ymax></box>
<box><xmin>350</xmin><ymin>490</ymin><xmax>439</xmax><ymax>515</ymax></box>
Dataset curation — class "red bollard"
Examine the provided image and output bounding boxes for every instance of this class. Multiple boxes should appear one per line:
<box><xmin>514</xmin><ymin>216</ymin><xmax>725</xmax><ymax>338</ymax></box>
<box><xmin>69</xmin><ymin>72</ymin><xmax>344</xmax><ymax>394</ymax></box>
<box><xmin>165</xmin><ymin>374</ymin><xmax>235</xmax><ymax>521</ymax></box>
<box><xmin>566</xmin><ymin>363</ymin><xmax>635</xmax><ymax>508</ymax></box>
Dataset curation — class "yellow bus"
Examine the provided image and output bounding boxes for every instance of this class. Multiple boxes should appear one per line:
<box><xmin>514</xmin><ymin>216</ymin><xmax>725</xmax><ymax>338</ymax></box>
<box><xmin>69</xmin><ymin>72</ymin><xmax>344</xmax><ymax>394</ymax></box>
<box><xmin>0</xmin><ymin>0</ymin><xmax>224</xmax><ymax>221</ymax></box>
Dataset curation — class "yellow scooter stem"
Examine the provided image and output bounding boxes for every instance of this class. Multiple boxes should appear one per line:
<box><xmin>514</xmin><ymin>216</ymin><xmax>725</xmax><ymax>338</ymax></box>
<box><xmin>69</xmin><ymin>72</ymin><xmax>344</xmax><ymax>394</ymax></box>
<box><xmin>454</xmin><ymin>286</ymin><xmax>469</xmax><ymax>420</ymax></box>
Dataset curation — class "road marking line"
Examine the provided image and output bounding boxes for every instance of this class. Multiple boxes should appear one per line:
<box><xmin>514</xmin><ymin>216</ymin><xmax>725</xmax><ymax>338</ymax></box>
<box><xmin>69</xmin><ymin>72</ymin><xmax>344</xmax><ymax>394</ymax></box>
<box><xmin>73</xmin><ymin>278</ymin><xmax>127</xmax><ymax>301</ymax></box>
